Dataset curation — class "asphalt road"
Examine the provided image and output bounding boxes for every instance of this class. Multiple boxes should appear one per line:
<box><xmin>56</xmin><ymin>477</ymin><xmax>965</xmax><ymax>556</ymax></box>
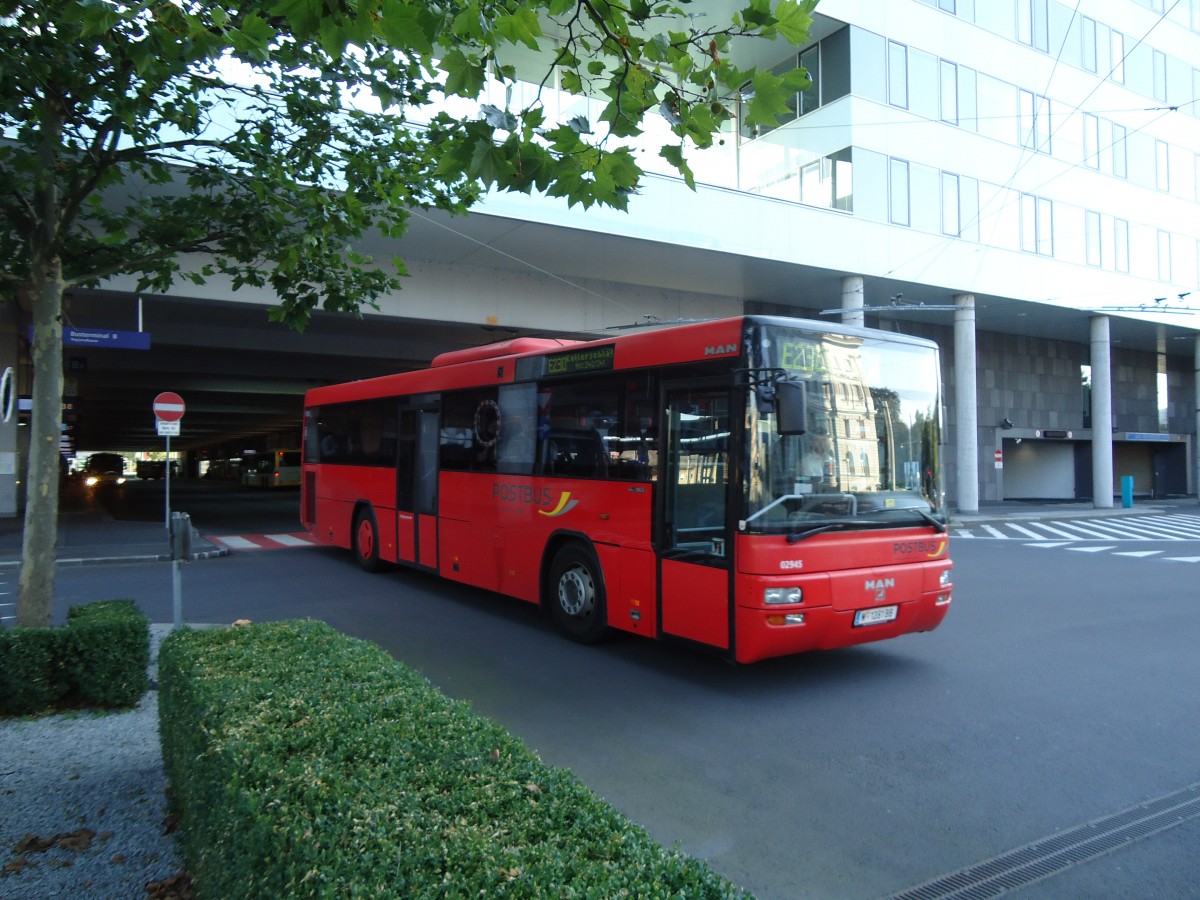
<box><xmin>52</xmin><ymin>483</ymin><xmax>1200</xmax><ymax>899</ymax></box>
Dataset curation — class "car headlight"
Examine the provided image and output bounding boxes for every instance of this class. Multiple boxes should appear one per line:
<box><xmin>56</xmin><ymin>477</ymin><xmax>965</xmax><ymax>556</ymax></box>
<box><xmin>764</xmin><ymin>586</ymin><xmax>803</xmax><ymax>605</ymax></box>
<box><xmin>85</xmin><ymin>476</ymin><xmax>99</xmax><ymax>487</ymax></box>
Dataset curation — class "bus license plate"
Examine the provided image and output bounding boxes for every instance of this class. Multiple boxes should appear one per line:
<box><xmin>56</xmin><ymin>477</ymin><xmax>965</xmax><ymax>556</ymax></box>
<box><xmin>854</xmin><ymin>605</ymin><xmax>898</xmax><ymax>627</ymax></box>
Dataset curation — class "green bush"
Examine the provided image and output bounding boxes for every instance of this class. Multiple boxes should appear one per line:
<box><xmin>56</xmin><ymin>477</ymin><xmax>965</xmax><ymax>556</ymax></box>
<box><xmin>63</xmin><ymin>600</ymin><xmax>150</xmax><ymax>707</ymax></box>
<box><xmin>158</xmin><ymin>620</ymin><xmax>750</xmax><ymax>899</ymax></box>
<box><xmin>0</xmin><ymin>626</ymin><xmax>62</xmax><ymax>715</ymax></box>
<box><xmin>0</xmin><ymin>600</ymin><xmax>149</xmax><ymax>716</ymax></box>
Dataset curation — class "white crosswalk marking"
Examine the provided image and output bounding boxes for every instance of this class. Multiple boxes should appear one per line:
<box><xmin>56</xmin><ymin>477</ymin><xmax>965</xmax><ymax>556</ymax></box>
<box><xmin>266</xmin><ymin>533</ymin><xmax>316</xmax><ymax>547</ymax></box>
<box><xmin>214</xmin><ymin>535</ymin><xmax>259</xmax><ymax>550</ymax></box>
<box><xmin>1008</xmin><ymin>523</ymin><xmax>1044</xmax><ymax>539</ymax></box>
<box><xmin>954</xmin><ymin>511</ymin><xmax>1200</xmax><ymax>563</ymax></box>
<box><xmin>957</xmin><ymin>513</ymin><xmax>1200</xmax><ymax>543</ymax></box>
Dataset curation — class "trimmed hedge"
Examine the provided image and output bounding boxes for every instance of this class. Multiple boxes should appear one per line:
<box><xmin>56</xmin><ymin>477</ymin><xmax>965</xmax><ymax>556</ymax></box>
<box><xmin>158</xmin><ymin>620</ymin><xmax>750</xmax><ymax>899</ymax></box>
<box><xmin>0</xmin><ymin>600</ymin><xmax>149</xmax><ymax>715</ymax></box>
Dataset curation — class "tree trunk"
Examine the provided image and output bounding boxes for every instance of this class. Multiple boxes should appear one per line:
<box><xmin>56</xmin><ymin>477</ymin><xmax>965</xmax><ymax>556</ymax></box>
<box><xmin>16</xmin><ymin>266</ymin><xmax>65</xmax><ymax>628</ymax></box>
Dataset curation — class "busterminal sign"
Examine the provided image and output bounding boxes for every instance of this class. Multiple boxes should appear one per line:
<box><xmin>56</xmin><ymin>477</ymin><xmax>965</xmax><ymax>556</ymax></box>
<box><xmin>65</xmin><ymin>328</ymin><xmax>151</xmax><ymax>350</ymax></box>
<box><xmin>26</xmin><ymin>326</ymin><xmax>151</xmax><ymax>350</ymax></box>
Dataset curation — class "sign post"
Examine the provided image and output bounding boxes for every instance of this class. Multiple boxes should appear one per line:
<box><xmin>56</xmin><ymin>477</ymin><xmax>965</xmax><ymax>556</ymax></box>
<box><xmin>154</xmin><ymin>392</ymin><xmax>186</xmax><ymax>629</ymax></box>
<box><xmin>153</xmin><ymin>392</ymin><xmax>185</xmax><ymax>535</ymax></box>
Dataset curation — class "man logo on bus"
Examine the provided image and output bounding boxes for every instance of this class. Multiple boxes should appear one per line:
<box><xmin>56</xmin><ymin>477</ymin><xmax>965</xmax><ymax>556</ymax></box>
<box><xmin>704</xmin><ymin>343</ymin><xmax>737</xmax><ymax>356</ymax></box>
<box><xmin>539</xmin><ymin>491</ymin><xmax>579</xmax><ymax>517</ymax></box>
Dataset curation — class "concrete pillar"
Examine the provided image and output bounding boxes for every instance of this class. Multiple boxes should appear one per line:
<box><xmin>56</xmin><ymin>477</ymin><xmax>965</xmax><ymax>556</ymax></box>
<box><xmin>1091</xmin><ymin>315</ymin><xmax>1114</xmax><ymax>508</ymax></box>
<box><xmin>954</xmin><ymin>294</ymin><xmax>978</xmax><ymax>514</ymax></box>
<box><xmin>0</xmin><ymin>300</ymin><xmax>19</xmax><ymax>518</ymax></box>
<box><xmin>1194</xmin><ymin>335</ymin><xmax>1200</xmax><ymax>500</ymax></box>
<box><xmin>841</xmin><ymin>275</ymin><xmax>864</xmax><ymax>328</ymax></box>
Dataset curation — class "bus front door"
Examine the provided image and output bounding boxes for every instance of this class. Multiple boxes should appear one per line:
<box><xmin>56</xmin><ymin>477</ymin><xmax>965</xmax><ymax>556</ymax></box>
<box><xmin>659</xmin><ymin>385</ymin><xmax>732</xmax><ymax>650</ymax></box>
<box><xmin>397</xmin><ymin>408</ymin><xmax>439</xmax><ymax>570</ymax></box>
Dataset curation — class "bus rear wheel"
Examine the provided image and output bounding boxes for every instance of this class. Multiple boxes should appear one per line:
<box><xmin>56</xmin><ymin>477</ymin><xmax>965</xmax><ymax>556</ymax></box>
<box><xmin>547</xmin><ymin>544</ymin><xmax>608</xmax><ymax>644</ymax></box>
<box><xmin>353</xmin><ymin>507</ymin><xmax>382</xmax><ymax>572</ymax></box>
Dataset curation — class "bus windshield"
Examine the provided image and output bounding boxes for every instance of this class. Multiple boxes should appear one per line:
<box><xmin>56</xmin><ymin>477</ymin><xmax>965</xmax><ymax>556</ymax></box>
<box><xmin>743</xmin><ymin>324</ymin><xmax>945</xmax><ymax>535</ymax></box>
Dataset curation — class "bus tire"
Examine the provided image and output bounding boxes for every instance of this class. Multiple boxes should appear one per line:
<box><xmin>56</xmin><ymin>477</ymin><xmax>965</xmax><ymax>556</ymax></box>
<box><xmin>353</xmin><ymin>507</ymin><xmax>382</xmax><ymax>572</ymax></box>
<box><xmin>547</xmin><ymin>544</ymin><xmax>608</xmax><ymax>644</ymax></box>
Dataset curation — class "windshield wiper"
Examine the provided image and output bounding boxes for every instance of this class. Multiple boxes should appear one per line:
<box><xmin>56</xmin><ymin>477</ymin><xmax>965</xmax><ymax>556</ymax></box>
<box><xmin>911</xmin><ymin>507</ymin><xmax>948</xmax><ymax>533</ymax></box>
<box><xmin>786</xmin><ymin>522</ymin><xmax>842</xmax><ymax>543</ymax></box>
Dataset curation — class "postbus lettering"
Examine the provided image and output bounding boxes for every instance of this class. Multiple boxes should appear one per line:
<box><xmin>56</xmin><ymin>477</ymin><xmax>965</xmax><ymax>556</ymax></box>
<box><xmin>492</xmin><ymin>483</ymin><xmax>553</xmax><ymax>506</ymax></box>
<box><xmin>892</xmin><ymin>539</ymin><xmax>946</xmax><ymax>557</ymax></box>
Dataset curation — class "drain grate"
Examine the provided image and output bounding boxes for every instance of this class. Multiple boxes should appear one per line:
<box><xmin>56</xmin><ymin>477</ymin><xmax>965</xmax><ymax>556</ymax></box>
<box><xmin>891</xmin><ymin>781</ymin><xmax>1200</xmax><ymax>900</ymax></box>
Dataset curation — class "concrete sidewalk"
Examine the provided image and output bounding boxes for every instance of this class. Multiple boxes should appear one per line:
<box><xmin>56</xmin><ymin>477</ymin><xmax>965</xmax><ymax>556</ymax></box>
<box><xmin>0</xmin><ymin>481</ymin><xmax>228</xmax><ymax>570</ymax></box>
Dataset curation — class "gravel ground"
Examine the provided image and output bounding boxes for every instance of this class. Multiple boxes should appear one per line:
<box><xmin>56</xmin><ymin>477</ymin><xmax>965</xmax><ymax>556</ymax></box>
<box><xmin>0</xmin><ymin>627</ymin><xmax>188</xmax><ymax>899</ymax></box>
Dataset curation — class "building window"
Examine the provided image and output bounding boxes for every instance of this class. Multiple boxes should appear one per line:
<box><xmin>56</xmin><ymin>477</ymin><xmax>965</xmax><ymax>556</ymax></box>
<box><xmin>888</xmin><ymin>41</ymin><xmax>908</xmax><ymax>109</ymax></box>
<box><xmin>889</xmin><ymin>158</ymin><xmax>910</xmax><ymax>226</ymax></box>
<box><xmin>1115</xmin><ymin>218</ymin><xmax>1130</xmax><ymax>273</ymax></box>
<box><xmin>939</xmin><ymin>0</ymin><xmax>956</xmax><ymax>12</ymax></box>
<box><xmin>799</xmin><ymin>45</ymin><xmax>821</xmax><ymax>115</ymax></box>
<box><xmin>1112</xmin><ymin>124</ymin><xmax>1128</xmax><ymax>178</ymax></box>
<box><xmin>1020</xmin><ymin>193</ymin><xmax>1053</xmax><ymax>256</ymax></box>
<box><xmin>942</xmin><ymin>172</ymin><xmax>960</xmax><ymax>236</ymax></box>
<box><xmin>1153</xmin><ymin>50</ymin><xmax>1167</xmax><ymax>102</ymax></box>
<box><xmin>940</xmin><ymin>60</ymin><xmax>958</xmax><ymax>124</ymax></box>
<box><xmin>1111</xmin><ymin>30</ymin><xmax>1125</xmax><ymax>84</ymax></box>
<box><xmin>799</xmin><ymin>148</ymin><xmax>853</xmax><ymax>212</ymax></box>
<box><xmin>1192</xmin><ymin>0</ymin><xmax>1200</xmax><ymax>32</ymax></box>
<box><xmin>1083</xmin><ymin>114</ymin><xmax>1099</xmax><ymax>168</ymax></box>
<box><xmin>1158</xmin><ymin>230</ymin><xmax>1172</xmax><ymax>281</ymax></box>
<box><xmin>1081</xmin><ymin>16</ymin><xmax>1098</xmax><ymax>72</ymax></box>
<box><xmin>1019</xmin><ymin>90</ymin><xmax>1051</xmax><ymax>154</ymax></box>
<box><xmin>1086</xmin><ymin>210</ymin><xmax>1102</xmax><ymax>267</ymax></box>
<box><xmin>1018</xmin><ymin>0</ymin><xmax>1049</xmax><ymax>52</ymax></box>
<box><xmin>1156</xmin><ymin>140</ymin><xmax>1170</xmax><ymax>191</ymax></box>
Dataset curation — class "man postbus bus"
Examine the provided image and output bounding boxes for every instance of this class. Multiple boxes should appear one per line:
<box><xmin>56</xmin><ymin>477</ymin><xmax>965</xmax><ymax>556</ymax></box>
<box><xmin>301</xmin><ymin>315</ymin><xmax>952</xmax><ymax>664</ymax></box>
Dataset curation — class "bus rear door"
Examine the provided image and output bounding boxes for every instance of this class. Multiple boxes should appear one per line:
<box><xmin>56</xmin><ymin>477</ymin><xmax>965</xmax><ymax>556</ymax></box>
<box><xmin>659</xmin><ymin>384</ymin><xmax>733</xmax><ymax>651</ymax></box>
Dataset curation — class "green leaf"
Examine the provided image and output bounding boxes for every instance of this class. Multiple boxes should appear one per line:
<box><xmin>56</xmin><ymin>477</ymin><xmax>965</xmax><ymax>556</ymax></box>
<box><xmin>378</xmin><ymin>0</ymin><xmax>435</xmax><ymax>55</ymax></box>
<box><xmin>440</xmin><ymin>48</ymin><xmax>486</xmax><ymax>97</ymax></box>
<box><xmin>773</xmin><ymin>0</ymin><xmax>818</xmax><ymax>45</ymax></box>
<box><xmin>742</xmin><ymin>70</ymin><xmax>796</xmax><ymax>128</ymax></box>
<box><xmin>492</xmin><ymin>8</ymin><xmax>543</xmax><ymax>50</ymax></box>
<box><xmin>659</xmin><ymin>144</ymin><xmax>695</xmax><ymax>189</ymax></box>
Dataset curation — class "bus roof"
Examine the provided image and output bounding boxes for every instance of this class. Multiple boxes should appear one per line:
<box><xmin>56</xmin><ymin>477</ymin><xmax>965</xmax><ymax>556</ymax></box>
<box><xmin>304</xmin><ymin>315</ymin><xmax>938</xmax><ymax>407</ymax></box>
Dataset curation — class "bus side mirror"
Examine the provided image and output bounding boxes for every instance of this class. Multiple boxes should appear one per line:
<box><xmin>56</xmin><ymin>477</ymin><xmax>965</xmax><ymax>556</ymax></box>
<box><xmin>774</xmin><ymin>379</ymin><xmax>807</xmax><ymax>436</ymax></box>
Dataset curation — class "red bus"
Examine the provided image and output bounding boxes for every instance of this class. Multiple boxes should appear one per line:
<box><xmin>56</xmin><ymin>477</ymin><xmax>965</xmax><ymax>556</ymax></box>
<box><xmin>301</xmin><ymin>315</ymin><xmax>952</xmax><ymax>663</ymax></box>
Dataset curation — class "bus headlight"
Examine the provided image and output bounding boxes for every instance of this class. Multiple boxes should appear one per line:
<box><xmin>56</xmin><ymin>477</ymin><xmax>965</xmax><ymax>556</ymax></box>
<box><xmin>939</xmin><ymin>569</ymin><xmax>952</xmax><ymax>587</ymax></box>
<box><xmin>85</xmin><ymin>476</ymin><xmax>99</xmax><ymax>487</ymax></box>
<box><xmin>764</xmin><ymin>586</ymin><xmax>802</xmax><ymax>605</ymax></box>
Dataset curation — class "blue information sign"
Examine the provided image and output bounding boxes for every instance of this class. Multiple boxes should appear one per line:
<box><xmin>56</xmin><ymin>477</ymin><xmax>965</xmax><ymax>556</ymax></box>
<box><xmin>64</xmin><ymin>328</ymin><xmax>151</xmax><ymax>349</ymax></box>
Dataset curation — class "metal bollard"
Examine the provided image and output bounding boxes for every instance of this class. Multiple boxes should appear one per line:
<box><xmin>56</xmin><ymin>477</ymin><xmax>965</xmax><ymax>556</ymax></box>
<box><xmin>170</xmin><ymin>511</ymin><xmax>191</xmax><ymax>629</ymax></box>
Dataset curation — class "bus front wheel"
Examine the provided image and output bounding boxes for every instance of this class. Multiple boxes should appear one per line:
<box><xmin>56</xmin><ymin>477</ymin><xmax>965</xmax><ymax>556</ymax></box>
<box><xmin>547</xmin><ymin>545</ymin><xmax>608</xmax><ymax>644</ymax></box>
<box><xmin>353</xmin><ymin>507</ymin><xmax>382</xmax><ymax>572</ymax></box>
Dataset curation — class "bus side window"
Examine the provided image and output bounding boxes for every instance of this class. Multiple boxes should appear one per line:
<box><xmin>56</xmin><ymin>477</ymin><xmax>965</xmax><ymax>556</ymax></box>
<box><xmin>441</xmin><ymin>390</ymin><xmax>498</xmax><ymax>471</ymax></box>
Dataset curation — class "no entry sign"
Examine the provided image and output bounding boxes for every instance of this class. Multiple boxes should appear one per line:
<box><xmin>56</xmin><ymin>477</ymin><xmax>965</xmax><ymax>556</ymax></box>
<box><xmin>153</xmin><ymin>391</ymin><xmax>185</xmax><ymax>422</ymax></box>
